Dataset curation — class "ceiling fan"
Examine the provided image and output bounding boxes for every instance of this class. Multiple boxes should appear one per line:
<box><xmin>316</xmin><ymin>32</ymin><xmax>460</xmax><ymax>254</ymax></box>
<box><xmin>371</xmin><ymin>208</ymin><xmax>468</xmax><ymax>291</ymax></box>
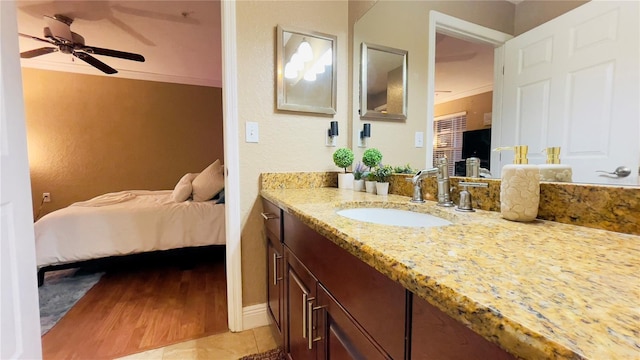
<box><xmin>19</xmin><ymin>14</ymin><xmax>145</xmax><ymax>75</ymax></box>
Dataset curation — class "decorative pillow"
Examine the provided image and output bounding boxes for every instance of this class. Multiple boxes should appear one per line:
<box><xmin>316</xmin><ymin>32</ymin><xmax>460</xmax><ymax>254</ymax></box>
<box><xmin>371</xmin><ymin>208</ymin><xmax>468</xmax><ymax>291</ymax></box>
<box><xmin>170</xmin><ymin>173</ymin><xmax>199</xmax><ymax>202</ymax></box>
<box><xmin>192</xmin><ymin>160</ymin><xmax>225</xmax><ymax>202</ymax></box>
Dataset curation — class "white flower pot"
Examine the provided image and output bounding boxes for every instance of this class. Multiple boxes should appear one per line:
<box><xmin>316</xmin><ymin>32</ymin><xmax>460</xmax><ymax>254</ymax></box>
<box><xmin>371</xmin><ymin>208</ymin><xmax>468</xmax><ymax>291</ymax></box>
<box><xmin>365</xmin><ymin>180</ymin><xmax>377</xmax><ymax>194</ymax></box>
<box><xmin>353</xmin><ymin>179</ymin><xmax>365</xmax><ymax>192</ymax></box>
<box><xmin>376</xmin><ymin>182</ymin><xmax>389</xmax><ymax>196</ymax></box>
<box><xmin>338</xmin><ymin>173</ymin><xmax>354</xmax><ymax>189</ymax></box>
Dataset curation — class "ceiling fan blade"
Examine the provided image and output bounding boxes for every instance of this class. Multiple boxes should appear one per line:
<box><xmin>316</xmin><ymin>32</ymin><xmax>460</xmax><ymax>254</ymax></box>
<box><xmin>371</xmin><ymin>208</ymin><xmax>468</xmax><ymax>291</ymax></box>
<box><xmin>19</xmin><ymin>33</ymin><xmax>56</xmax><ymax>45</ymax></box>
<box><xmin>73</xmin><ymin>51</ymin><xmax>117</xmax><ymax>74</ymax></box>
<box><xmin>44</xmin><ymin>15</ymin><xmax>73</xmax><ymax>43</ymax></box>
<box><xmin>20</xmin><ymin>47</ymin><xmax>59</xmax><ymax>59</ymax></box>
<box><xmin>82</xmin><ymin>46</ymin><xmax>145</xmax><ymax>62</ymax></box>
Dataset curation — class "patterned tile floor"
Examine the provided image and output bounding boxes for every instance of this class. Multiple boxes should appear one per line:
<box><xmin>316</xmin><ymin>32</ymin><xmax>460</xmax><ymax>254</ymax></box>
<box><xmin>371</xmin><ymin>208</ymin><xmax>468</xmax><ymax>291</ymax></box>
<box><xmin>116</xmin><ymin>325</ymin><xmax>277</xmax><ymax>360</ymax></box>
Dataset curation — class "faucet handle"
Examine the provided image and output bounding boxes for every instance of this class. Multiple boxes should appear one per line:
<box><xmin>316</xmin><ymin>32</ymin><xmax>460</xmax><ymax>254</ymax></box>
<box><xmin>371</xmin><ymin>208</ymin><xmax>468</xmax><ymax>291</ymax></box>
<box><xmin>456</xmin><ymin>182</ymin><xmax>488</xmax><ymax>212</ymax></box>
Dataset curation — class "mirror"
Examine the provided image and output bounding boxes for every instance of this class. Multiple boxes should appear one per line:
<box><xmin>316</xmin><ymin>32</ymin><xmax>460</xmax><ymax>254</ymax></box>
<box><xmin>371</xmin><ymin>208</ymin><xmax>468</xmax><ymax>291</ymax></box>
<box><xmin>276</xmin><ymin>25</ymin><xmax>337</xmax><ymax>115</ymax></box>
<box><xmin>360</xmin><ymin>43</ymin><xmax>407</xmax><ymax>120</ymax></box>
<box><xmin>352</xmin><ymin>1</ymin><xmax>639</xmax><ymax>186</ymax></box>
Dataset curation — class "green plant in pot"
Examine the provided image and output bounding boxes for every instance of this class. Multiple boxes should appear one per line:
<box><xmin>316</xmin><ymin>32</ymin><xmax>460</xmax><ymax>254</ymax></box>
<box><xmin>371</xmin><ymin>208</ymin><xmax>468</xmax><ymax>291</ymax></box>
<box><xmin>333</xmin><ymin>148</ymin><xmax>354</xmax><ymax>189</ymax></box>
<box><xmin>362</xmin><ymin>148</ymin><xmax>383</xmax><ymax>194</ymax></box>
<box><xmin>374</xmin><ymin>164</ymin><xmax>394</xmax><ymax>195</ymax></box>
<box><xmin>352</xmin><ymin>162</ymin><xmax>368</xmax><ymax>192</ymax></box>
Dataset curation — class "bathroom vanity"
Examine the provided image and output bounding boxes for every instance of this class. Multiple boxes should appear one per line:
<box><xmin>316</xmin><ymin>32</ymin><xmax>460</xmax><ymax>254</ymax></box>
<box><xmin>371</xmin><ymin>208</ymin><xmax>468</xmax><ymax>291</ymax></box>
<box><xmin>261</xmin><ymin>188</ymin><xmax>639</xmax><ymax>360</ymax></box>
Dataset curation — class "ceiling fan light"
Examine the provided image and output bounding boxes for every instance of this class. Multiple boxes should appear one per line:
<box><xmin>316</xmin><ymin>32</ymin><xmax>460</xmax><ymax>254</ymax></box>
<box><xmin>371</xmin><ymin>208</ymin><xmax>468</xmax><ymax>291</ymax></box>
<box><xmin>297</xmin><ymin>40</ymin><xmax>313</xmax><ymax>62</ymax></box>
<box><xmin>284</xmin><ymin>62</ymin><xmax>298</xmax><ymax>79</ymax></box>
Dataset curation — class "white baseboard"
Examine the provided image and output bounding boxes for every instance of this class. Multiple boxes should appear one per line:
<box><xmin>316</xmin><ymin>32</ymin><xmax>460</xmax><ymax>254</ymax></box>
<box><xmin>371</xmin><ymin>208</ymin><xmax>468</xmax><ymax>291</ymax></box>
<box><xmin>242</xmin><ymin>303</ymin><xmax>271</xmax><ymax>330</ymax></box>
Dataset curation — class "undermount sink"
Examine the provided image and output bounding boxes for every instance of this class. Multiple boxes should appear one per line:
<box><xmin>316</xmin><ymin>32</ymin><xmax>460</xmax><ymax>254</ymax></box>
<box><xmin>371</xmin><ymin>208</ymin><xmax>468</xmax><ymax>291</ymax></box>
<box><xmin>336</xmin><ymin>208</ymin><xmax>452</xmax><ymax>228</ymax></box>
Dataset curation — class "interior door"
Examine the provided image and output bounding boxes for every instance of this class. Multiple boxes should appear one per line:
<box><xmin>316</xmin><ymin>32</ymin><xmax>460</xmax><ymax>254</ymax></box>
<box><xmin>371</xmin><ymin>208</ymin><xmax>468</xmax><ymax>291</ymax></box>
<box><xmin>495</xmin><ymin>0</ymin><xmax>639</xmax><ymax>185</ymax></box>
<box><xmin>1</xmin><ymin>1</ymin><xmax>43</xmax><ymax>358</ymax></box>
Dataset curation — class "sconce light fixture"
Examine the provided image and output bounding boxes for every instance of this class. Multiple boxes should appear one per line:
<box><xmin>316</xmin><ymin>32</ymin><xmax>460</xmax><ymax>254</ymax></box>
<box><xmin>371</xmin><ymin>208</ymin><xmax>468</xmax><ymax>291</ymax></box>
<box><xmin>326</xmin><ymin>120</ymin><xmax>339</xmax><ymax>146</ymax></box>
<box><xmin>358</xmin><ymin>123</ymin><xmax>371</xmax><ymax>147</ymax></box>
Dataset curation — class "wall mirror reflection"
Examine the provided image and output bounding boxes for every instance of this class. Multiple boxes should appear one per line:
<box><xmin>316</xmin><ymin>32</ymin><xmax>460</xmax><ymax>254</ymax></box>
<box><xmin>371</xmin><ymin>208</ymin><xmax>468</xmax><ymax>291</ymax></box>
<box><xmin>360</xmin><ymin>43</ymin><xmax>407</xmax><ymax>120</ymax></box>
<box><xmin>276</xmin><ymin>25</ymin><xmax>337</xmax><ymax>115</ymax></box>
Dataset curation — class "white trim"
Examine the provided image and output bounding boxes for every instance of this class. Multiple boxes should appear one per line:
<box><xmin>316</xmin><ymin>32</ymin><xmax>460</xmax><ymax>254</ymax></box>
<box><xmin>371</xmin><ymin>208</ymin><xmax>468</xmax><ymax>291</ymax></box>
<box><xmin>242</xmin><ymin>303</ymin><xmax>271</xmax><ymax>330</ymax></box>
<box><xmin>221</xmin><ymin>0</ymin><xmax>243</xmax><ymax>332</ymax></box>
<box><xmin>426</xmin><ymin>11</ymin><xmax>513</xmax><ymax>169</ymax></box>
<box><xmin>434</xmin><ymin>111</ymin><xmax>467</xmax><ymax>122</ymax></box>
<box><xmin>20</xmin><ymin>61</ymin><xmax>222</xmax><ymax>88</ymax></box>
<box><xmin>434</xmin><ymin>84</ymin><xmax>493</xmax><ymax>105</ymax></box>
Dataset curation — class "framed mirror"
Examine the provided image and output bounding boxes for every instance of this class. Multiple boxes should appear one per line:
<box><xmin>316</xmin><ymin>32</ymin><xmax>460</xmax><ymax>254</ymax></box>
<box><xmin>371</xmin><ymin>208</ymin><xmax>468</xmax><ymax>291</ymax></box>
<box><xmin>276</xmin><ymin>25</ymin><xmax>337</xmax><ymax>115</ymax></box>
<box><xmin>360</xmin><ymin>42</ymin><xmax>408</xmax><ymax>120</ymax></box>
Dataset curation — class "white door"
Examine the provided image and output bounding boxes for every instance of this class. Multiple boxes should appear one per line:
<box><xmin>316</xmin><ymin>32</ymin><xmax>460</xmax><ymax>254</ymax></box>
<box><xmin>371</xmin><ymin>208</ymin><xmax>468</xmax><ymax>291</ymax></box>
<box><xmin>494</xmin><ymin>0</ymin><xmax>639</xmax><ymax>185</ymax></box>
<box><xmin>1</xmin><ymin>1</ymin><xmax>43</xmax><ymax>358</ymax></box>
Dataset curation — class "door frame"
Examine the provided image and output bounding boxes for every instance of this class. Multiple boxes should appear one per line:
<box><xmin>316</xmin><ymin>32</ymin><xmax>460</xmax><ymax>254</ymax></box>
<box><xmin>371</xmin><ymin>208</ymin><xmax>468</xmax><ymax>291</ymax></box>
<box><xmin>221</xmin><ymin>0</ymin><xmax>244</xmax><ymax>332</ymax></box>
<box><xmin>426</xmin><ymin>11</ymin><xmax>512</xmax><ymax>170</ymax></box>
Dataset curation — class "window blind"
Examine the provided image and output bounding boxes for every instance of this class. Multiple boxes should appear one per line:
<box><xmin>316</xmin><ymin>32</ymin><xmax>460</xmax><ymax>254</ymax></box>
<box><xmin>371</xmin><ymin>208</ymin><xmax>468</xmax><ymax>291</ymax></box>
<box><xmin>433</xmin><ymin>112</ymin><xmax>467</xmax><ymax>176</ymax></box>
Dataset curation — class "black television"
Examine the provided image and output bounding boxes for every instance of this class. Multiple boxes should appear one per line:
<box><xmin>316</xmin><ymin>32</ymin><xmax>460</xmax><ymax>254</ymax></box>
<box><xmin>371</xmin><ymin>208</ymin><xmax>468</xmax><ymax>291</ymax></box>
<box><xmin>462</xmin><ymin>129</ymin><xmax>491</xmax><ymax>169</ymax></box>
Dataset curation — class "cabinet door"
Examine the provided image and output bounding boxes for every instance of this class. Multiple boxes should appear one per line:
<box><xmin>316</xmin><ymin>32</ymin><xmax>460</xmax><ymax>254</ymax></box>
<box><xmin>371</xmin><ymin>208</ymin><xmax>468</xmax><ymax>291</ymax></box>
<box><xmin>286</xmin><ymin>248</ymin><xmax>317</xmax><ymax>360</ymax></box>
<box><xmin>267</xmin><ymin>239</ymin><xmax>283</xmax><ymax>334</ymax></box>
<box><xmin>315</xmin><ymin>284</ymin><xmax>391</xmax><ymax>360</ymax></box>
<box><xmin>411</xmin><ymin>295</ymin><xmax>515</xmax><ymax>360</ymax></box>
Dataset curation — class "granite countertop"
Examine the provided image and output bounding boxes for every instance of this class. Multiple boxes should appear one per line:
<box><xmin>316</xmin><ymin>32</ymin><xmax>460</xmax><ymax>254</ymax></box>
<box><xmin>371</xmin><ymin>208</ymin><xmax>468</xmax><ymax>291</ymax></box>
<box><xmin>261</xmin><ymin>188</ymin><xmax>640</xmax><ymax>360</ymax></box>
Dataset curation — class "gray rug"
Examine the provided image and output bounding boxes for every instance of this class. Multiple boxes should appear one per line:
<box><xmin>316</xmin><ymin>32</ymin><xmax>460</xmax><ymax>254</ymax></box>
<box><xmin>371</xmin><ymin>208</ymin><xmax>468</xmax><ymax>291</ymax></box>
<box><xmin>38</xmin><ymin>269</ymin><xmax>103</xmax><ymax>335</ymax></box>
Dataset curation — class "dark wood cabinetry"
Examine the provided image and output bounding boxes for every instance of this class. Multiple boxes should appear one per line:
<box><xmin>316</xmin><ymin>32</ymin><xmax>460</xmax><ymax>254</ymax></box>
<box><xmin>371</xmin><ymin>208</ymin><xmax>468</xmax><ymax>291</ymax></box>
<box><xmin>411</xmin><ymin>294</ymin><xmax>516</xmax><ymax>360</ymax></box>
<box><xmin>261</xmin><ymin>199</ymin><xmax>284</xmax><ymax>345</ymax></box>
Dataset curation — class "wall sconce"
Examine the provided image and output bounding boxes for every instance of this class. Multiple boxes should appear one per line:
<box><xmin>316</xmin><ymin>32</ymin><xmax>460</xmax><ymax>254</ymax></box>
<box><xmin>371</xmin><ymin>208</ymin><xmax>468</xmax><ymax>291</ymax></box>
<box><xmin>326</xmin><ymin>120</ymin><xmax>338</xmax><ymax>146</ymax></box>
<box><xmin>358</xmin><ymin>123</ymin><xmax>371</xmax><ymax>147</ymax></box>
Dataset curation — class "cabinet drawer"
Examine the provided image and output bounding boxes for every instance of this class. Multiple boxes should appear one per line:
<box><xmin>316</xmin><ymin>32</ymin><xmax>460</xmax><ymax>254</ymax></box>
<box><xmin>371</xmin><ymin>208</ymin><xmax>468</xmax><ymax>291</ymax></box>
<box><xmin>284</xmin><ymin>212</ymin><xmax>406</xmax><ymax>360</ymax></box>
<box><xmin>261</xmin><ymin>198</ymin><xmax>282</xmax><ymax>242</ymax></box>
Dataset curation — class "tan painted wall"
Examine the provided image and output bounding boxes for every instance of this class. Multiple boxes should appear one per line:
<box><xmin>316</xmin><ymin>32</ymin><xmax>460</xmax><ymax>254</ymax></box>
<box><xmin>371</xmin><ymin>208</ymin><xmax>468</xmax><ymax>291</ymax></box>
<box><xmin>237</xmin><ymin>1</ymin><xmax>349</xmax><ymax>306</ymax></box>
<box><xmin>352</xmin><ymin>0</ymin><xmax>514</xmax><ymax>171</ymax></box>
<box><xmin>434</xmin><ymin>91</ymin><xmax>493</xmax><ymax>131</ymax></box>
<box><xmin>23</xmin><ymin>68</ymin><xmax>223</xmax><ymax>218</ymax></box>
<box><xmin>514</xmin><ymin>0</ymin><xmax>589</xmax><ymax>35</ymax></box>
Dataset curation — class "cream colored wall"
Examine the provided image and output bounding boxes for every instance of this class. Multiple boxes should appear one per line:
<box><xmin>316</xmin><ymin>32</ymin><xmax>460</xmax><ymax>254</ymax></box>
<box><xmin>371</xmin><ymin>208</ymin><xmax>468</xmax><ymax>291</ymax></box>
<box><xmin>514</xmin><ymin>0</ymin><xmax>588</xmax><ymax>35</ymax></box>
<box><xmin>352</xmin><ymin>0</ymin><xmax>514</xmax><ymax>171</ymax></box>
<box><xmin>434</xmin><ymin>91</ymin><xmax>493</xmax><ymax>131</ymax></box>
<box><xmin>237</xmin><ymin>1</ymin><xmax>349</xmax><ymax>306</ymax></box>
<box><xmin>23</xmin><ymin>68</ymin><xmax>223</xmax><ymax>217</ymax></box>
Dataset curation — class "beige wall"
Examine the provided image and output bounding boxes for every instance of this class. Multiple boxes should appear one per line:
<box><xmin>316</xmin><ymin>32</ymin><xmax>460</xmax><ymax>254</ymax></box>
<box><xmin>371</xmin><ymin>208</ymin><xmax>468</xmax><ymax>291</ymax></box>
<box><xmin>237</xmin><ymin>1</ymin><xmax>349</xmax><ymax>306</ymax></box>
<box><xmin>352</xmin><ymin>0</ymin><xmax>514</xmax><ymax>170</ymax></box>
<box><xmin>434</xmin><ymin>91</ymin><xmax>493</xmax><ymax>131</ymax></box>
<box><xmin>23</xmin><ymin>68</ymin><xmax>223</xmax><ymax>217</ymax></box>
<box><xmin>514</xmin><ymin>0</ymin><xmax>589</xmax><ymax>35</ymax></box>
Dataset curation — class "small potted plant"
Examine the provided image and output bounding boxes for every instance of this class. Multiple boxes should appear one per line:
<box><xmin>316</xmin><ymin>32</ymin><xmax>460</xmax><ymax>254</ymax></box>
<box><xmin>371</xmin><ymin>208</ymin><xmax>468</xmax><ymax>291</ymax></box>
<box><xmin>374</xmin><ymin>164</ymin><xmax>394</xmax><ymax>195</ymax></box>
<box><xmin>333</xmin><ymin>148</ymin><xmax>354</xmax><ymax>189</ymax></box>
<box><xmin>362</xmin><ymin>148</ymin><xmax>383</xmax><ymax>194</ymax></box>
<box><xmin>352</xmin><ymin>162</ymin><xmax>367</xmax><ymax>192</ymax></box>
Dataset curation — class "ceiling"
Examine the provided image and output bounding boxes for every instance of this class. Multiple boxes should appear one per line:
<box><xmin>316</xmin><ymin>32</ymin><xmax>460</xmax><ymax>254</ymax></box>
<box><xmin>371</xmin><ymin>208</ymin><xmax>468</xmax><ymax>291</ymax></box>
<box><xmin>16</xmin><ymin>0</ymin><xmax>222</xmax><ymax>87</ymax></box>
<box><xmin>434</xmin><ymin>33</ymin><xmax>495</xmax><ymax>104</ymax></box>
<box><xmin>15</xmin><ymin>1</ymin><xmax>494</xmax><ymax>97</ymax></box>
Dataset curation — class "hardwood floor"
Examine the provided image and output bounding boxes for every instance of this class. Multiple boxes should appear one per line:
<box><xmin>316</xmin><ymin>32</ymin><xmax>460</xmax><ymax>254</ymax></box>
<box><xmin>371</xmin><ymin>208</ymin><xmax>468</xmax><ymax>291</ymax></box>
<box><xmin>42</xmin><ymin>246</ymin><xmax>228</xmax><ymax>360</ymax></box>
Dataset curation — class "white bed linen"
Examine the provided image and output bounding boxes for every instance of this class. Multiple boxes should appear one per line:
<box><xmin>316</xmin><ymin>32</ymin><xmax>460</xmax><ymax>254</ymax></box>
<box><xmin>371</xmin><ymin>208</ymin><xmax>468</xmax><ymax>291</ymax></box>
<box><xmin>35</xmin><ymin>190</ymin><xmax>225</xmax><ymax>267</ymax></box>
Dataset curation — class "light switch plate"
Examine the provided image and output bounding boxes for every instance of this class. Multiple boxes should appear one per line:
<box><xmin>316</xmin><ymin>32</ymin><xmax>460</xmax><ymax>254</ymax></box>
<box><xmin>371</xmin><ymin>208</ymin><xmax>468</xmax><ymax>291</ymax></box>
<box><xmin>483</xmin><ymin>112</ymin><xmax>492</xmax><ymax>126</ymax></box>
<box><xmin>415</xmin><ymin>132</ymin><xmax>424</xmax><ymax>148</ymax></box>
<box><xmin>246</xmin><ymin>122</ymin><xmax>259</xmax><ymax>143</ymax></box>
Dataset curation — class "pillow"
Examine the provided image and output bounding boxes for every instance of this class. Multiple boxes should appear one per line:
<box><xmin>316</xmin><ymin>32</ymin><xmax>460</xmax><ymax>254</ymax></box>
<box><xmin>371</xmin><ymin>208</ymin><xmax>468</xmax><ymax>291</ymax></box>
<box><xmin>192</xmin><ymin>160</ymin><xmax>225</xmax><ymax>202</ymax></box>
<box><xmin>170</xmin><ymin>173</ymin><xmax>199</xmax><ymax>202</ymax></box>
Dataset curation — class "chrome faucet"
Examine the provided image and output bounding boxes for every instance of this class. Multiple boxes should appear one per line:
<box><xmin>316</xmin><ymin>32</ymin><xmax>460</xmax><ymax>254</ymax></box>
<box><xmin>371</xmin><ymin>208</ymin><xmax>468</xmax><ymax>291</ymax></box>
<box><xmin>408</xmin><ymin>157</ymin><xmax>454</xmax><ymax>207</ymax></box>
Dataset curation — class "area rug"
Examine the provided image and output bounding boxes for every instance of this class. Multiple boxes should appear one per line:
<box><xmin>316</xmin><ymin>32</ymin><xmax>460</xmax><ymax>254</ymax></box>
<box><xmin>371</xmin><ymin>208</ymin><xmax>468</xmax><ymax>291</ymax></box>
<box><xmin>239</xmin><ymin>347</ymin><xmax>286</xmax><ymax>360</ymax></box>
<box><xmin>38</xmin><ymin>269</ymin><xmax>103</xmax><ymax>335</ymax></box>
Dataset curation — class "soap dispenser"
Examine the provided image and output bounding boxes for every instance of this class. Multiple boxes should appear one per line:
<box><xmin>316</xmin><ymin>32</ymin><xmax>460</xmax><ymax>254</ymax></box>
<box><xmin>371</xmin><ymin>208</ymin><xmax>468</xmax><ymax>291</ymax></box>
<box><xmin>494</xmin><ymin>145</ymin><xmax>540</xmax><ymax>222</ymax></box>
<box><xmin>538</xmin><ymin>147</ymin><xmax>573</xmax><ymax>182</ymax></box>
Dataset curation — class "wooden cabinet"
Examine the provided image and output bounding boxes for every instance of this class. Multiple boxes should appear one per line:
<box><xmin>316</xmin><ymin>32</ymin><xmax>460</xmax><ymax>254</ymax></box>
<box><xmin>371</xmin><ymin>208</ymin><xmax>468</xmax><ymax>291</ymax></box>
<box><xmin>411</xmin><ymin>294</ymin><xmax>516</xmax><ymax>360</ymax></box>
<box><xmin>262</xmin><ymin>199</ymin><xmax>284</xmax><ymax>345</ymax></box>
<box><xmin>285</xmin><ymin>248</ymin><xmax>318</xmax><ymax>360</ymax></box>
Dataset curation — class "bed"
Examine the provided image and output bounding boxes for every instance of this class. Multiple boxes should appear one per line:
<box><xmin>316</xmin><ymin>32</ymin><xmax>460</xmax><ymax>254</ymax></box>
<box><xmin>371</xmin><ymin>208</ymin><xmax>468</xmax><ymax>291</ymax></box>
<box><xmin>35</xmin><ymin>161</ymin><xmax>227</xmax><ymax>285</ymax></box>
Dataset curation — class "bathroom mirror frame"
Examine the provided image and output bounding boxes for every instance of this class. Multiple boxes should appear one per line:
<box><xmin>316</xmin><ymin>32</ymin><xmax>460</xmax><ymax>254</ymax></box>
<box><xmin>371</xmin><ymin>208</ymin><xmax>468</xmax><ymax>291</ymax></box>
<box><xmin>276</xmin><ymin>25</ymin><xmax>337</xmax><ymax>115</ymax></box>
<box><xmin>360</xmin><ymin>42</ymin><xmax>408</xmax><ymax>121</ymax></box>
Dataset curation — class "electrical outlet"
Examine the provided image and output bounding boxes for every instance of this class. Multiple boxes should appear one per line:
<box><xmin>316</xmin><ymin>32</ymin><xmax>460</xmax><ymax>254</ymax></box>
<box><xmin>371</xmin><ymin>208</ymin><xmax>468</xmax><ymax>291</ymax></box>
<box><xmin>43</xmin><ymin>193</ymin><xmax>51</xmax><ymax>203</ymax></box>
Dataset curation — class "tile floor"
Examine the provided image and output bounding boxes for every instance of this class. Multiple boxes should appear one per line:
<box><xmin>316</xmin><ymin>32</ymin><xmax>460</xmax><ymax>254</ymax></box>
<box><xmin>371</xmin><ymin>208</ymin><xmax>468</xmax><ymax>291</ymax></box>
<box><xmin>116</xmin><ymin>325</ymin><xmax>278</xmax><ymax>360</ymax></box>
